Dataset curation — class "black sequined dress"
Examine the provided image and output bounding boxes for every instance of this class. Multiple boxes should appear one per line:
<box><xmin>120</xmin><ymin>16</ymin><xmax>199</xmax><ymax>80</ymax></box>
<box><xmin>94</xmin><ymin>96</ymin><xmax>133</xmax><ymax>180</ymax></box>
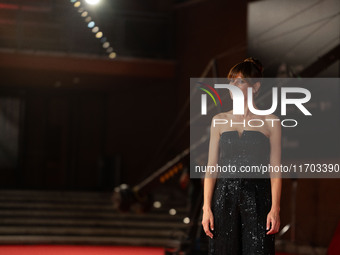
<box><xmin>208</xmin><ymin>130</ymin><xmax>275</xmax><ymax>255</ymax></box>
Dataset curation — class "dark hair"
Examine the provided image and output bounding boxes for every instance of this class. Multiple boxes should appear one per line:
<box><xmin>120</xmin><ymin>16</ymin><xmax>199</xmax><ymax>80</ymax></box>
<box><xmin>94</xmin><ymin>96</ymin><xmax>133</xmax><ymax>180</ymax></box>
<box><xmin>227</xmin><ymin>57</ymin><xmax>263</xmax><ymax>98</ymax></box>
<box><xmin>227</xmin><ymin>57</ymin><xmax>263</xmax><ymax>78</ymax></box>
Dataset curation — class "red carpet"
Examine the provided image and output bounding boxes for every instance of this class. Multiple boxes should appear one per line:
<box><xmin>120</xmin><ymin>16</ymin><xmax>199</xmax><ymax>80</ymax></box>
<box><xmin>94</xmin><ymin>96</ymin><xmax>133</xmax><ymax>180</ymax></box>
<box><xmin>0</xmin><ymin>245</ymin><xmax>165</xmax><ymax>255</ymax></box>
<box><xmin>0</xmin><ymin>245</ymin><xmax>299</xmax><ymax>255</ymax></box>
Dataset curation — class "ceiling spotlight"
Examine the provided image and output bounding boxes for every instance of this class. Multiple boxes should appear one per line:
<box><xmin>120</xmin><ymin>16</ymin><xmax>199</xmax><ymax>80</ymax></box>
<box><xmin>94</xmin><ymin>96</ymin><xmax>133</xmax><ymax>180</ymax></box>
<box><xmin>85</xmin><ymin>16</ymin><xmax>92</xmax><ymax>23</ymax></box>
<box><xmin>153</xmin><ymin>201</ymin><xmax>162</xmax><ymax>208</ymax></box>
<box><xmin>95</xmin><ymin>32</ymin><xmax>103</xmax><ymax>38</ymax></box>
<box><xmin>100</xmin><ymin>37</ymin><xmax>107</xmax><ymax>43</ymax></box>
<box><xmin>102</xmin><ymin>42</ymin><xmax>110</xmax><ymax>48</ymax></box>
<box><xmin>88</xmin><ymin>21</ymin><xmax>95</xmax><ymax>28</ymax></box>
<box><xmin>109</xmin><ymin>52</ymin><xmax>117</xmax><ymax>59</ymax></box>
<box><xmin>74</xmin><ymin>1</ymin><xmax>81</xmax><ymax>8</ymax></box>
<box><xmin>183</xmin><ymin>217</ymin><xmax>190</xmax><ymax>224</ymax></box>
<box><xmin>169</xmin><ymin>208</ymin><xmax>176</xmax><ymax>216</ymax></box>
<box><xmin>106</xmin><ymin>47</ymin><xmax>113</xmax><ymax>53</ymax></box>
<box><xmin>85</xmin><ymin>0</ymin><xmax>100</xmax><ymax>5</ymax></box>
<box><xmin>92</xmin><ymin>26</ymin><xmax>99</xmax><ymax>33</ymax></box>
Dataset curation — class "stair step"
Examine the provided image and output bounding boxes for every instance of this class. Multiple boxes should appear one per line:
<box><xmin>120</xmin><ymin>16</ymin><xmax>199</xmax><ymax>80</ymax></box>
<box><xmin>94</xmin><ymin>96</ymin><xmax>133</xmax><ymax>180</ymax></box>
<box><xmin>0</xmin><ymin>204</ymin><xmax>188</xmax><ymax>216</ymax></box>
<box><xmin>0</xmin><ymin>189</ymin><xmax>191</xmax><ymax>247</ymax></box>
<box><xmin>0</xmin><ymin>209</ymin><xmax>190</xmax><ymax>221</ymax></box>
<box><xmin>0</xmin><ymin>190</ymin><xmax>112</xmax><ymax>202</ymax></box>
<box><xmin>0</xmin><ymin>226</ymin><xmax>188</xmax><ymax>238</ymax></box>
<box><xmin>0</xmin><ymin>218</ymin><xmax>190</xmax><ymax>229</ymax></box>
<box><xmin>0</xmin><ymin>189</ymin><xmax>188</xmax><ymax>208</ymax></box>
<box><xmin>0</xmin><ymin>235</ymin><xmax>183</xmax><ymax>247</ymax></box>
<box><xmin>0</xmin><ymin>189</ymin><xmax>111</xmax><ymax>197</ymax></box>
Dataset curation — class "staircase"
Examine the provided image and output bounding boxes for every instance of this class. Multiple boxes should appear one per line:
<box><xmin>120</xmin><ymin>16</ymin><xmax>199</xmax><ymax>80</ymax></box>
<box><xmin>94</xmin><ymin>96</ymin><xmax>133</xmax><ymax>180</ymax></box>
<box><xmin>0</xmin><ymin>189</ymin><xmax>191</xmax><ymax>248</ymax></box>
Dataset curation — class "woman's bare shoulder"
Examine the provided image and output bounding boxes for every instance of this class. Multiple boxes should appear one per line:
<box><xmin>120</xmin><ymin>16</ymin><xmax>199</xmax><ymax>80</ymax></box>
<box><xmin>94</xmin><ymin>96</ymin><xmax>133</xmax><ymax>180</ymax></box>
<box><xmin>264</xmin><ymin>113</ymin><xmax>281</xmax><ymax>137</ymax></box>
<box><xmin>212</xmin><ymin>110</ymin><xmax>233</xmax><ymax>120</ymax></box>
<box><xmin>265</xmin><ymin>113</ymin><xmax>280</xmax><ymax>120</ymax></box>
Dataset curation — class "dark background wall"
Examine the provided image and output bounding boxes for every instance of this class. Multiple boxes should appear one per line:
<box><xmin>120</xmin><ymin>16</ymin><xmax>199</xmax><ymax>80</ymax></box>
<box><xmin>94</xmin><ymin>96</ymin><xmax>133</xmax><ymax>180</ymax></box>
<box><xmin>174</xmin><ymin>0</ymin><xmax>248</xmax><ymax>150</ymax></box>
<box><xmin>0</xmin><ymin>59</ymin><xmax>177</xmax><ymax>190</ymax></box>
<box><xmin>0</xmin><ymin>0</ymin><xmax>249</xmax><ymax>190</ymax></box>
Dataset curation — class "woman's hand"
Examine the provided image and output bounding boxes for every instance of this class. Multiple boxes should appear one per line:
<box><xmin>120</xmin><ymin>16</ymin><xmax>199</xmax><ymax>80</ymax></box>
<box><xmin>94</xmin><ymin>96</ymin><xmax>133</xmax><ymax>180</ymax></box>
<box><xmin>202</xmin><ymin>207</ymin><xmax>214</xmax><ymax>238</ymax></box>
<box><xmin>266</xmin><ymin>208</ymin><xmax>280</xmax><ymax>235</ymax></box>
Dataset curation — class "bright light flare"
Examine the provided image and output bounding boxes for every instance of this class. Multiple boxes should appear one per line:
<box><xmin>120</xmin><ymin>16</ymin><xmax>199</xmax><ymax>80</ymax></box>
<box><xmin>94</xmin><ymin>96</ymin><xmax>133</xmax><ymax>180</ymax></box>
<box><xmin>74</xmin><ymin>1</ymin><xmax>81</xmax><ymax>7</ymax></box>
<box><xmin>109</xmin><ymin>52</ymin><xmax>117</xmax><ymax>59</ymax></box>
<box><xmin>85</xmin><ymin>0</ymin><xmax>100</xmax><ymax>5</ymax></box>
<box><xmin>88</xmin><ymin>21</ymin><xmax>95</xmax><ymax>28</ymax></box>
<box><xmin>95</xmin><ymin>31</ymin><xmax>103</xmax><ymax>38</ymax></box>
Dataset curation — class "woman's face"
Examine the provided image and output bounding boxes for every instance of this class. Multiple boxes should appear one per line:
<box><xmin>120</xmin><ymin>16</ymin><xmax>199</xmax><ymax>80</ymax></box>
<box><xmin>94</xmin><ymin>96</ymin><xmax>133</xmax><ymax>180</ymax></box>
<box><xmin>229</xmin><ymin>73</ymin><xmax>250</xmax><ymax>100</ymax></box>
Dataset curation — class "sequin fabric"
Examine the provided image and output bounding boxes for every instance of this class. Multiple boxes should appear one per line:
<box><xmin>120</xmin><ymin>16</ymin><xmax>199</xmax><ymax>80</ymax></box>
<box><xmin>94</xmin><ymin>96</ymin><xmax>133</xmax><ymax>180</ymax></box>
<box><xmin>208</xmin><ymin>130</ymin><xmax>275</xmax><ymax>255</ymax></box>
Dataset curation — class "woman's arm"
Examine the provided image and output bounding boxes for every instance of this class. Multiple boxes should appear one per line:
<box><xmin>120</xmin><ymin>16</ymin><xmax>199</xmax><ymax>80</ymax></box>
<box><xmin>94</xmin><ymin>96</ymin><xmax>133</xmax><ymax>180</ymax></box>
<box><xmin>203</xmin><ymin>115</ymin><xmax>220</xmax><ymax>210</ymax></box>
<box><xmin>266</xmin><ymin>115</ymin><xmax>282</xmax><ymax>235</ymax></box>
<box><xmin>202</xmin><ymin>115</ymin><xmax>220</xmax><ymax>238</ymax></box>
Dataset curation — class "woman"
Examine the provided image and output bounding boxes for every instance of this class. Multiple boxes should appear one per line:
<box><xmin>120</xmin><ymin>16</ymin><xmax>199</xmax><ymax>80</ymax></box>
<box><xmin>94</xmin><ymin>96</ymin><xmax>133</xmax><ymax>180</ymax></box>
<box><xmin>201</xmin><ymin>57</ymin><xmax>282</xmax><ymax>255</ymax></box>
